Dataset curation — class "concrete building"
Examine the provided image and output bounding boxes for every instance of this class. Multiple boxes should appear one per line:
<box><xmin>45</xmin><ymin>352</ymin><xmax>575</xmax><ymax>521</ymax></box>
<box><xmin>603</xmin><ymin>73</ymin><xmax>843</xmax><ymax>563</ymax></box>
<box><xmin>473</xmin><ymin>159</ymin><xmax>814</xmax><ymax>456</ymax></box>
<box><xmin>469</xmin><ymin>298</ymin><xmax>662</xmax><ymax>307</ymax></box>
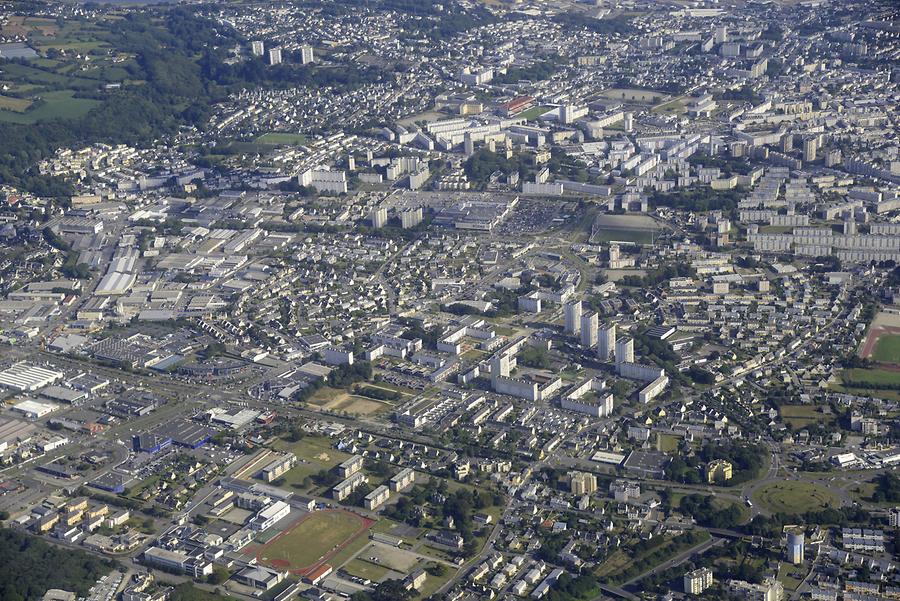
<box><xmin>338</xmin><ymin>455</ymin><xmax>364</xmax><ymax>478</ymax></box>
<box><xmin>598</xmin><ymin>323</ymin><xmax>616</xmax><ymax>361</ymax></box>
<box><xmin>364</xmin><ymin>484</ymin><xmax>390</xmax><ymax>510</ymax></box>
<box><xmin>580</xmin><ymin>311</ymin><xmax>598</xmax><ymax>348</ymax></box>
<box><xmin>251</xmin><ymin>40</ymin><xmax>264</xmax><ymax>57</ymax></box>
<box><xmin>300</xmin><ymin>44</ymin><xmax>314</xmax><ymax>65</ymax></box>
<box><xmin>786</xmin><ymin>531</ymin><xmax>804</xmax><ymax>564</ymax></box>
<box><xmin>568</xmin><ymin>471</ymin><xmax>597</xmax><ymax>495</ymax></box>
<box><xmin>370</xmin><ymin>207</ymin><xmax>387</xmax><ymax>228</ymax></box>
<box><xmin>267</xmin><ymin>47</ymin><xmax>282</xmax><ymax>65</ymax></box>
<box><xmin>615</xmin><ymin>337</ymin><xmax>634</xmax><ymax>365</ymax></box>
<box><xmin>684</xmin><ymin>567</ymin><xmax>713</xmax><ymax>594</ymax></box>
<box><xmin>706</xmin><ymin>459</ymin><xmax>733</xmax><ymax>483</ymax></box>
<box><xmin>564</xmin><ymin>300</ymin><xmax>582</xmax><ymax>336</ymax></box>
<box><xmin>390</xmin><ymin>467</ymin><xmax>416</xmax><ymax>492</ymax></box>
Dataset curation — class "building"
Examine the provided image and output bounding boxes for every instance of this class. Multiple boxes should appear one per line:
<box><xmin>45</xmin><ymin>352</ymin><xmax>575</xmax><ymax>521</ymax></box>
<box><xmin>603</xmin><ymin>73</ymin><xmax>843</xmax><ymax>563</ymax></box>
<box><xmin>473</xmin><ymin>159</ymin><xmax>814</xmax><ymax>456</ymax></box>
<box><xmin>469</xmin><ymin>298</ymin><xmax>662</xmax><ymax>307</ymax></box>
<box><xmin>568</xmin><ymin>471</ymin><xmax>597</xmax><ymax>495</ymax></box>
<box><xmin>250</xmin><ymin>40</ymin><xmax>264</xmax><ymax>56</ymax></box>
<box><xmin>727</xmin><ymin>577</ymin><xmax>784</xmax><ymax>601</ymax></box>
<box><xmin>370</xmin><ymin>207</ymin><xmax>387</xmax><ymax>229</ymax></box>
<box><xmin>235</xmin><ymin>566</ymin><xmax>285</xmax><ymax>591</ymax></box>
<box><xmin>401</xmin><ymin>207</ymin><xmax>423</xmax><ymax>229</ymax></box>
<box><xmin>267</xmin><ymin>47</ymin><xmax>282</xmax><ymax>65</ymax></box>
<box><xmin>706</xmin><ymin>459</ymin><xmax>733</xmax><ymax>483</ymax></box>
<box><xmin>338</xmin><ymin>455</ymin><xmax>364</xmax><ymax>478</ymax></box>
<box><xmin>564</xmin><ymin>300</ymin><xmax>582</xmax><ymax>336</ymax></box>
<box><xmin>890</xmin><ymin>507</ymin><xmax>900</xmax><ymax>528</ymax></box>
<box><xmin>300</xmin><ymin>44</ymin><xmax>314</xmax><ymax>65</ymax></box>
<box><xmin>580</xmin><ymin>311</ymin><xmax>598</xmax><ymax>347</ymax></box>
<box><xmin>615</xmin><ymin>337</ymin><xmax>634</xmax><ymax>365</ymax></box>
<box><xmin>143</xmin><ymin>547</ymin><xmax>212</xmax><ymax>579</ymax></box>
<box><xmin>332</xmin><ymin>472</ymin><xmax>367</xmax><ymax>501</ymax></box>
<box><xmin>786</xmin><ymin>531</ymin><xmax>804</xmax><ymax>564</ymax></box>
<box><xmin>0</xmin><ymin>362</ymin><xmax>63</xmax><ymax>391</ymax></box>
<box><xmin>257</xmin><ymin>453</ymin><xmax>297</xmax><ymax>483</ymax></box>
<box><xmin>364</xmin><ymin>485</ymin><xmax>390</xmax><ymax>510</ymax></box>
<box><xmin>389</xmin><ymin>468</ymin><xmax>416</xmax><ymax>492</ymax></box>
<box><xmin>250</xmin><ymin>500</ymin><xmax>291</xmax><ymax>531</ymax></box>
<box><xmin>684</xmin><ymin>567</ymin><xmax>713</xmax><ymax>594</ymax></box>
<box><xmin>598</xmin><ymin>323</ymin><xmax>616</xmax><ymax>361</ymax></box>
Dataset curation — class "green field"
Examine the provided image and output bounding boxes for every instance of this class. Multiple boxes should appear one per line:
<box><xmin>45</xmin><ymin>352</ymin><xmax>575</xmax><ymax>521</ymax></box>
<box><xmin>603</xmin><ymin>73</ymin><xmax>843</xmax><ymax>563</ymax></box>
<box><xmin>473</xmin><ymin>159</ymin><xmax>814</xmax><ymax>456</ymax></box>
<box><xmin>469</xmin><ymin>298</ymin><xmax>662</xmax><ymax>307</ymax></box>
<box><xmin>779</xmin><ymin>405</ymin><xmax>834</xmax><ymax>429</ymax></box>
<box><xmin>256</xmin><ymin>132</ymin><xmax>308</xmax><ymax>145</ymax></box>
<box><xmin>0</xmin><ymin>95</ymin><xmax>32</xmax><ymax>112</ymax></box>
<box><xmin>836</xmin><ymin>368</ymin><xmax>900</xmax><ymax>400</ymax></box>
<box><xmin>518</xmin><ymin>105</ymin><xmax>551</xmax><ymax>120</ymax></box>
<box><xmin>258</xmin><ymin>510</ymin><xmax>367</xmax><ymax>571</ymax></box>
<box><xmin>751</xmin><ymin>481</ymin><xmax>839</xmax><ymax>515</ymax></box>
<box><xmin>873</xmin><ymin>335</ymin><xmax>900</xmax><ymax>364</ymax></box>
<box><xmin>0</xmin><ymin>90</ymin><xmax>100</xmax><ymax>124</ymax></box>
<box><xmin>272</xmin><ymin>435</ymin><xmax>352</xmax><ymax>493</ymax></box>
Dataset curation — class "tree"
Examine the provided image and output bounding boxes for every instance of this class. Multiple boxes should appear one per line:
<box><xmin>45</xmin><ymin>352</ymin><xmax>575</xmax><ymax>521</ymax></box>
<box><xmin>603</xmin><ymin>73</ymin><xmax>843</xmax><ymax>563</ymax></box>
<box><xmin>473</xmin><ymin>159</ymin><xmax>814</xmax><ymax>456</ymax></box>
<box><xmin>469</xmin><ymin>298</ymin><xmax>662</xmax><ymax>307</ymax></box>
<box><xmin>207</xmin><ymin>565</ymin><xmax>230</xmax><ymax>585</ymax></box>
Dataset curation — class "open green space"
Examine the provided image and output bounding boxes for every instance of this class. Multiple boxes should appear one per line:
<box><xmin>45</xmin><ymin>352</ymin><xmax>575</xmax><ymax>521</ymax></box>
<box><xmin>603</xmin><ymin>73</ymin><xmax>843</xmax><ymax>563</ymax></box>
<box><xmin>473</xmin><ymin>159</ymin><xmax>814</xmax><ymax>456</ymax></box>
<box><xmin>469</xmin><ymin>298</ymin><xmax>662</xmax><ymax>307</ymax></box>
<box><xmin>873</xmin><ymin>334</ymin><xmax>900</xmax><ymax>364</ymax></box>
<box><xmin>272</xmin><ymin>435</ymin><xmax>352</xmax><ymax>492</ymax></box>
<box><xmin>0</xmin><ymin>95</ymin><xmax>32</xmax><ymax>112</ymax></box>
<box><xmin>255</xmin><ymin>132</ymin><xmax>308</xmax><ymax>145</ymax></box>
<box><xmin>751</xmin><ymin>481</ymin><xmax>840</xmax><ymax>515</ymax></box>
<box><xmin>258</xmin><ymin>510</ymin><xmax>367</xmax><ymax>571</ymax></box>
<box><xmin>343</xmin><ymin>558</ymin><xmax>393</xmax><ymax>582</ymax></box>
<box><xmin>779</xmin><ymin>404</ymin><xmax>834</xmax><ymax>429</ymax></box>
<box><xmin>835</xmin><ymin>367</ymin><xmax>900</xmax><ymax>400</ymax></box>
<box><xmin>657</xmin><ymin>433</ymin><xmax>680</xmax><ymax>453</ymax></box>
<box><xmin>0</xmin><ymin>90</ymin><xmax>100</xmax><ymax>124</ymax></box>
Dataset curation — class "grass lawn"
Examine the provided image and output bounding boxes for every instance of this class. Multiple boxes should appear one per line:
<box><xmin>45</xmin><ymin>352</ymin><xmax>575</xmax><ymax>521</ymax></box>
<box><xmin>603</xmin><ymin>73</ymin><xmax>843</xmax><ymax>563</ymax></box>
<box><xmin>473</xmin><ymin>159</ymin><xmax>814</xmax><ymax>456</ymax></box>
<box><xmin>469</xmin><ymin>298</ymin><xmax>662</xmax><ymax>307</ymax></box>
<box><xmin>256</xmin><ymin>132</ymin><xmax>308</xmax><ymax>145</ymax></box>
<box><xmin>343</xmin><ymin>558</ymin><xmax>394</xmax><ymax>582</ymax></box>
<box><xmin>873</xmin><ymin>335</ymin><xmax>900</xmax><ymax>364</ymax></box>
<box><xmin>657</xmin><ymin>433</ymin><xmax>680</xmax><ymax>453</ymax></box>
<box><xmin>0</xmin><ymin>95</ymin><xmax>32</xmax><ymax>112</ymax></box>
<box><xmin>0</xmin><ymin>90</ymin><xmax>100</xmax><ymax>124</ymax></box>
<box><xmin>779</xmin><ymin>405</ymin><xmax>834</xmax><ymax>429</ymax></box>
<box><xmin>751</xmin><ymin>481</ymin><xmax>839</xmax><ymax>515</ymax></box>
<box><xmin>272</xmin><ymin>435</ymin><xmax>352</xmax><ymax>492</ymax></box>
<box><xmin>258</xmin><ymin>510</ymin><xmax>368</xmax><ymax>571</ymax></box>
<box><xmin>835</xmin><ymin>368</ymin><xmax>900</xmax><ymax>401</ymax></box>
<box><xmin>595</xmin><ymin>550</ymin><xmax>630</xmax><ymax>578</ymax></box>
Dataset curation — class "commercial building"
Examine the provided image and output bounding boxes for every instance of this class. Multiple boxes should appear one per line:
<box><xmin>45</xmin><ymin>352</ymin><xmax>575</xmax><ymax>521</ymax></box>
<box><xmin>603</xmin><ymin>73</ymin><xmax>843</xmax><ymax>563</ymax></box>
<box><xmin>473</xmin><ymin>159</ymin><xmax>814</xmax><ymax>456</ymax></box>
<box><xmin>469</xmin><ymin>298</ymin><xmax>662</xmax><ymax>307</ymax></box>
<box><xmin>0</xmin><ymin>363</ymin><xmax>64</xmax><ymax>391</ymax></box>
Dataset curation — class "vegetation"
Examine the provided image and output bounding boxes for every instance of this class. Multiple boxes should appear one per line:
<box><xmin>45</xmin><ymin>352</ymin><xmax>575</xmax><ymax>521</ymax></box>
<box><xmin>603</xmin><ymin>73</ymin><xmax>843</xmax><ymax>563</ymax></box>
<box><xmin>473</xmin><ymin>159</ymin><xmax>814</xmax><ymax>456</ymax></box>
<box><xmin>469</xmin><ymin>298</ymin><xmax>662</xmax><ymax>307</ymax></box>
<box><xmin>678</xmin><ymin>494</ymin><xmax>743</xmax><ymax>529</ymax></box>
<box><xmin>649</xmin><ymin>184</ymin><xmax>748</xmax><ymax>212</ymax></box>
<box><xmin>0</xmin><ymin>529</ymin><xmax>117</xmax><ymax>601</ymax></box>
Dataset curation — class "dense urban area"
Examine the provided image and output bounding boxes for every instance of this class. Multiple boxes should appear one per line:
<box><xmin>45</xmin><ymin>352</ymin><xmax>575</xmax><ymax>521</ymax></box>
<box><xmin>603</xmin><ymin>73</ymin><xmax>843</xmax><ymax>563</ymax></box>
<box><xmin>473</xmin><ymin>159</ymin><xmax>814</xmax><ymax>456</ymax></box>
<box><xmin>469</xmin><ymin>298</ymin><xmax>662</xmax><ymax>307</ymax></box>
<box><xmin>0</xmin><ymin>0</ymin><xmax>898</xmax><ymax>601</ymax></box>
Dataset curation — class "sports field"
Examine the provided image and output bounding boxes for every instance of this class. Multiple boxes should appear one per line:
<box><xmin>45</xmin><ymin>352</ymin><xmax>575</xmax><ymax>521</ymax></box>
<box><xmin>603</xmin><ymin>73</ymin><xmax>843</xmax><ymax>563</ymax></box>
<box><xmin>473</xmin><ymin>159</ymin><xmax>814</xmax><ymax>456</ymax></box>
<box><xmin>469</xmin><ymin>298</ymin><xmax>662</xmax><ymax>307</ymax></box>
<box><xmin>257</xmin><ymin>509</ymin><xmax>373</xmax><ymax>575</ymax></box>
<box><xmin>873</xmin><ymin>334</ymin><xmax>900</xmax><ymax>364</ymax></box>
<box><xmin>255</xmin><ymin>132</ymin><xmax>308</xmax><ymax>145</ymax></box>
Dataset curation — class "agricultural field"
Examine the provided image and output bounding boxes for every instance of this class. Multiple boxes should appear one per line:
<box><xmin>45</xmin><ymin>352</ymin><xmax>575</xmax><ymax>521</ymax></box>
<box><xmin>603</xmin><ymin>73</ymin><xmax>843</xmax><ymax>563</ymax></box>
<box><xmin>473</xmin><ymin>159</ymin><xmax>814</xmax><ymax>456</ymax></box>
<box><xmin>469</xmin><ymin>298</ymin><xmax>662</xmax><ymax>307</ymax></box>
<box><xmin>256</xmin><ymin>509</ymin><xmax>372</xmax><ymax>574</ymax></box>
<box><xmin>751</xmin><ymin>481</ymin><xmax>840</xmax><ymax>514</ymax></box>
<box><xmin>0</xmin><ymin>90</ymin><xmax>100</xmax><ymax>124</ymax></box>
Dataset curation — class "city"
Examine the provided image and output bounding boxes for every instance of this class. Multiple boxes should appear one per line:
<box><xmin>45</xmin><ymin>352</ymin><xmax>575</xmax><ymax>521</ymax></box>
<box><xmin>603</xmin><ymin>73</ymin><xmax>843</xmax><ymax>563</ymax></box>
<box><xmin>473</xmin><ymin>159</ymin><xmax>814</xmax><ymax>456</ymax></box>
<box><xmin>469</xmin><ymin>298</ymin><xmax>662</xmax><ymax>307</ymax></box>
<box><xmin>0</xmin><ymin>1</ymin><xmax>898</xmax><ymax>601</ymax></box>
